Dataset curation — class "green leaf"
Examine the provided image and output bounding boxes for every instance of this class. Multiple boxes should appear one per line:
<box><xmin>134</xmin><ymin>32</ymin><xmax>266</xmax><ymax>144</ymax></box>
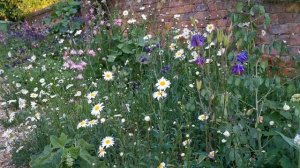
<box><xmin>67</xmin><ymin>147</ymin><xmax>80</xmax><ymax>159</ymax></box>
<box><xmin>79</xmin><ymin>149</ymin><xmax>106</xmax><ymax>167</ymax></box>
<box><xmin>77</xmin><ymin>139</ymin><xmax>94</xmax><ymax>150</ymax></box>
<box><xmin>30</xmin><ymin>146</ymin><xmax>63</xmax><ymax>168</ymax></box>
<box><xmin>236</xmin><ymin>2</ymin><xmax>244</xmax><ymax>12</ymax></box>
<box><xmin>276</xmin><ymin>131</ymin><xmax>298</xmax><ymax>149</ymax></box>
<box><xmin>279</xmin><ymin>111</ymin><xmax>292</xmax><ymax>120</ymax></box>
<box><xmin>264</xmin><ymin>14</ymin><xmax>271</xmax><ymax>27</ymax></box>
<box><xmin>280</xmin><ymin>156</ymin><xmax>295</xmax><ymax>168</ymax></box>
<box><xmin>50</xmin><ymin>133</ymin><xmax>70</xmax><ymax>149</ymax></box>
<box><xmin>234</xmin><ymin>77</ymin><xmax>241</xmax><ymax>86</ymax></box>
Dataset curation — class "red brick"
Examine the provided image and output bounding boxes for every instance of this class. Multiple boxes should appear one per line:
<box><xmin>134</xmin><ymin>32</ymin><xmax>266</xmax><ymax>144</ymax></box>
<box><xmin>270</xmin><ymin>23</ymin><xmax>300</xmax><ymax>35</ymax></box>
<box><xmin>168</xmin><ymin>5</ymin><xmax>195</xmax><ymax>14</ymax></box>
<box><xmin>207</xmin><ymin>1</ymin><xmax>218</xmax><ymax>11</ymax></box>
<box><xmin>278</xmin><ymin>13</ymin><xmax>296</xmax><ymax>24</ymax></box>
<box><xmin>289</xmin><ymin>34</ymin><xmax>300</xmax><ymax>45</ymax></box>
<box><xmin>208</xmin><ymin>10</ymin><xmax>228</xmax><ymax>20</ymax></box>
<box><xmin>269</xmin><ymin>14</ymin><xmax>279</xmax><ymax>25</ymax></box>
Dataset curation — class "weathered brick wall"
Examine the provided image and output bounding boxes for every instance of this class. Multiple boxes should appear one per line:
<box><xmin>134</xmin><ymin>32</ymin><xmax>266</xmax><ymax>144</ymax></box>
<box><xmin>110</xmin><ymin>0</ymin><xmax>300</xmax><ymax>56</ymax></box>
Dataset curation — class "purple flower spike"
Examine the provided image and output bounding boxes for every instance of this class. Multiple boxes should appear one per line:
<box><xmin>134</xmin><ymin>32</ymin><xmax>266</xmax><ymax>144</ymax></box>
<box><xmin>236</xmin><ymin>51</ymin><xmax>248</xmax><ymax>63</ymax></box>
<box><xmin>191</xmin><ymin>34</ymin><xmax>205</xmax><ymax>47</ymax></box>
<box><xmin>195</xmin><ymin>56</ymin><xmax>205</xmax><ymax>66</ymax></box>
<box><xmin>232</xmin><ymin>64</ymin><xmax>245</xmax><ymax>75</ymax></box>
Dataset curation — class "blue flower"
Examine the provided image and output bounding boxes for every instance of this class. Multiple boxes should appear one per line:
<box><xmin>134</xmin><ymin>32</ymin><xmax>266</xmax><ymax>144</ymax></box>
<box><xmin>232</xmin><ymin>64</ymin><xmax>245</xmax><ymax>75</ymax></box>
<box><xmin>143</xmin><ymin>46</ymin><xmax>152</xmax><ymax>53</ymax></box>
<box><xmin>160</xmin><ymin>65</ymin><xmax>171</xmax><ymax>73</ymax></box>
<box><xmin>194</xmin><ymin>56</ymin><xmax>205</xmax><ymax>66</ymax></box>
<box><xmin>236</xmin><ymin>51</ymin><xmax>248</xmax><ymax>63</ymax></box>
<box><xmin>139</xmin><ymin>55</ymin><xmax>150</xmax><ymax>64</ymax></box>
<box><xmin>191</xmin><ymin>34</ymin><xmax>205</xmax><ymax>47</ymax></box>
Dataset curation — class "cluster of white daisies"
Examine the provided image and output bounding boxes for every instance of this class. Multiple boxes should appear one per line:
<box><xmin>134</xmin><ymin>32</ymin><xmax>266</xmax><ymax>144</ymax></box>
<box><xmin>153</xmin><ymin>77</ymin><xmax>171</xmax><ymax>100</ymax></box>
<box><xmin>98</xmin><ymin>136</ymin><xmax>115</xmax><ymax>158</ymax></box>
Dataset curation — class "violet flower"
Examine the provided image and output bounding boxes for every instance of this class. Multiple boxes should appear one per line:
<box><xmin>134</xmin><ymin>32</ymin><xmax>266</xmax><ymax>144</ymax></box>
<box><xmin>236</xmin><ymin>51</ymin><xmax>248</xmax><ymax>63</ymax></box>
<box><xmin>139</xmin><ymin>55</ymin><xmax>150</xmax><ymax>64</ymax></box>
<box><xmin>194</xmin><ymin>56</ymin><xmax>205</xmax><ymax>66</ymax></box>
<box><xmin>161</xmin><ymin>65</ymin><xmax>171</xmax><ymax>73</ymax></box>
<box><xmin>191</xmin><ymin>34</ymin><xmax>205</xmax><ymax>47</ymax></box>
<box><xmin>232</xmin><ymin>64</ymin><xmax>245</xmax><ymax>75</ymax></box>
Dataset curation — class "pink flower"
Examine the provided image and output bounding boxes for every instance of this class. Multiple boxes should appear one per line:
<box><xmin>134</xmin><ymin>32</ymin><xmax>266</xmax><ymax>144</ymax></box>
<box><xmin>70</xmin><ymin>49</ymin><xmax>77</xmax><ymax>55</ymax></box>
<box><xmin>78</xmin><ymin>50</ymin><xmax>84</xmax><ymax>55</ymax></box>
<box><xmin>88</xmin><ymin>50</ymin><xmax>96</xmax><ymax>57</ymax></box>
<box><xmin>75</xmin><ymin>64</ymin><xmax>84</xmax><ymax>71</ymax></box>
<box><xmin>114</xmin><ymin>19</ymin><xmax>122</xmax><ymax>26</ymax></box>
<box><xmin>79</xmin><ymin>61</ymin><xmax>87</xmax><ymax>66</ymax></box>
<box><xmin>63</xmin><ymin>62</ymin><xmax>70</xmax><ymax>68</ymax></box>
<box><xmin>100</xmin><ymin>20</ymin><xmax>105</xmax><ymax>25</ymax></box>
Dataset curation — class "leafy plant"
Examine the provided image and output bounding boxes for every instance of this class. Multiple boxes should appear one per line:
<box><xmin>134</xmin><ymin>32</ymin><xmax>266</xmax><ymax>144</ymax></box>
<box><xmin>47</xmin><ymin>0</ymin><xmax>82</xmax><ymax>34</ymax></box>
<box><xmin>30</xmin><ymin>133</ymin><xmax>105</xmax><ymax>168</ymax></box>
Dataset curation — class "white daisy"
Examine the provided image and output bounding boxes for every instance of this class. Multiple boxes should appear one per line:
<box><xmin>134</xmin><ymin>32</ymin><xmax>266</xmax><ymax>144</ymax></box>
<box><xmin>98</xmin><ymin>146</ymin><xmax>106</xmax><ymax>157</ymax></box>
<box><xmin>174</xmin><ymin>49</ymin><xmax>185</xmax><ymax>60</ymax></box>
<box><xmin>153</xmin><ymin>90</ymin><xmax>167</xmax><ymax>100</ymax></box>
<box><xmin>77</xmin><ymin>119</ymin><xmax>88</xmax><ymax>129</ymax></box>
<box><xmin>198</xmin><ymin>114</ymin><xmax>208</xmax><ymax>121</ymax></box>
<box><xmin>101</xmin><ymin>136</ymin><xmax>115</xmax><ymax>148</ymax></box>
<box><xmin>206</xmin><ymin>24</ymin><xmax>215</xmax><ymax>33</ymax></box>
<box><xmin>87</xmin><ymin>91</ymin><xmax>98</xmax><ymax>99</ymax></box>
<box><xmin>158</xmin><ymin>162</ymin><xmax>166</xmax><ymax>168</ymax></box>
<box><xmin>91</xmin><ymin>103</ymin><xmax>104</xmax><ymax>116</ymax></box>
<box><xmin>155</xmin><ymin>77</ymin><xmax>171</xmax><ymax>90</ymax></box>
<box><xmin>103</xmin><ymin>71</ymin><xmax>114</xmax><ymax>81</ymax></box>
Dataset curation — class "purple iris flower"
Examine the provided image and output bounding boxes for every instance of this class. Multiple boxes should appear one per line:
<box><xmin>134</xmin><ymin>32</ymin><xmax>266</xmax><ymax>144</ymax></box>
<box><xmin>161</xmin><ymin>65</ymin><xmax>171</xmax><ymax>73</ymax></box>
<box><xmin>143</xmin><ymin>46</ymin><xmax>152</xmax><ymax>53</ymax></box>
<box><xmin>236</xmin><ymin>51</ymin><xmax>248</xmax><ymax>63</ymax></box>
<box><xmin>139</xmin><ymin>55</ymin><xmax>150</xmax><ymax>64</ymax></box>
<box><xmin>191</xmin><ymin>34</ymin><xmax>205</xmax><ymax>47</ymax></box>
<box><xmin>232</xmin><ymin>64</ymin><xmax>245</xmax><ymax>75</ymax></box>
<box><xmin>194</xmin><ymin>56</ymin><xmax>205</xmax><ymax>66</ymax></box>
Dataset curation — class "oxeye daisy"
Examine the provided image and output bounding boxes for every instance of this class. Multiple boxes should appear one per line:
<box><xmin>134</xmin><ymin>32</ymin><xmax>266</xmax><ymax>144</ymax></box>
<box><xmin>77</xmin><ymin>119</ymin><xmax>88</xmax><ymax>129</ymax></box>
<box><xmin>174</xmin><ymin>49</ymin><xmax>185</xmax><ymax>60</ymax></box>
<box><xmin>101</xmin><ymin>136</ymin><xmax>115</xmax><ymax>148</ymax></box>
<box><xmin>103</xmin><ymin>71</ymin><xmax>114</xmax><ymax>81</ymax></box>
<box><xmin>88</xmin><ymin>119</ymin><xmax>99</xmax><ymax>127</ymax></box>
<box><xmin>155</xmin><ymin>77</ymin><xmax>171</xmax><ymax>90</ymax></box>
<box><xmin>91</xmin><ymin>103</ymin><xmax>104</xmax><ymax>116</ymax></box>
<box><xmin>98</xmin><ymin>146</ymin><xmax>106</xmax><ymax>158</ymax></box>
<box><xmin>158</xmin><ymin>162</ymin><xmax>166</xmax><ymax>168</ymax></box>
<box><xmin>153</xmin><ymin>90</ymin><xmax>167</xmax><ymax>100</ymax></box>
<box><xmin>87</xmin><ymin>91</ymin><xmax>98</xmax><ymax>99</ymax></box>
<box><xmin>206</xmin><ymin>24</ymin><xmax>215</xmax><ymax>33</ymax></box>
<box><xmin>198</xmin><ymin>114</ymin><xmax>208</xmax><ymax>121</ymax></box>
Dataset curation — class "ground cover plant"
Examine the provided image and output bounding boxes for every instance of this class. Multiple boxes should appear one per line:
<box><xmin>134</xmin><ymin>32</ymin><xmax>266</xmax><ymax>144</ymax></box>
<box><xmin>0</xmin><ymin>0</ymin><xmax>300</xmax><ymax>167</ymax></box>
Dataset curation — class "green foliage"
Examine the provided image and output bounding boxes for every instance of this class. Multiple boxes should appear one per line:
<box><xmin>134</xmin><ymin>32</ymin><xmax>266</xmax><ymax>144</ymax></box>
<box><xmin>0</xmin><ymin>0</ymin><xmax>299</xmax><ymax>167</ymax></box>
<box><xmin>46</xmin><ymin>0</ymin><xmax>82</xmax><ymax>34</ymax></box>
<box><xmin>30</xmin><ymin>133</ymin><xmax>105</xmax><ymax>168</ymax></box>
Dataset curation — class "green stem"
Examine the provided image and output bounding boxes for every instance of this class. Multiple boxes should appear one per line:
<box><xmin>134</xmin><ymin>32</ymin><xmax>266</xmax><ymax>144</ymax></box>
<box><xmin>158</xmin><ymin>102</ymin><xmax>164</xmax><ymax>153</ymax></box>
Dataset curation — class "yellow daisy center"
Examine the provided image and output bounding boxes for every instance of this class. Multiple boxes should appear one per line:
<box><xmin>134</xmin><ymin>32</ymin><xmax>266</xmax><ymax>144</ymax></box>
<box><xmin>105</xmin><ymin>139</ymin><xmax>111</xmax><ymax>145</ymax></box>
<box><xmin>159</xmin><ymin>81</ymin><xmax>166</xmax><ymax>86</ymax></box>
<box><xmin>94</xmin><ymin>105</ymin><xmax>100</xmax><ymax>111</ymax></box>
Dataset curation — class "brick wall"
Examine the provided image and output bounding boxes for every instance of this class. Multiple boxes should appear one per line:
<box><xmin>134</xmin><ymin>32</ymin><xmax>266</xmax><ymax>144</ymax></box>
<box><xmin>110</xmin><ymin>0</ymin><xmax>300</xmax><ymax>56</ymax></box>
